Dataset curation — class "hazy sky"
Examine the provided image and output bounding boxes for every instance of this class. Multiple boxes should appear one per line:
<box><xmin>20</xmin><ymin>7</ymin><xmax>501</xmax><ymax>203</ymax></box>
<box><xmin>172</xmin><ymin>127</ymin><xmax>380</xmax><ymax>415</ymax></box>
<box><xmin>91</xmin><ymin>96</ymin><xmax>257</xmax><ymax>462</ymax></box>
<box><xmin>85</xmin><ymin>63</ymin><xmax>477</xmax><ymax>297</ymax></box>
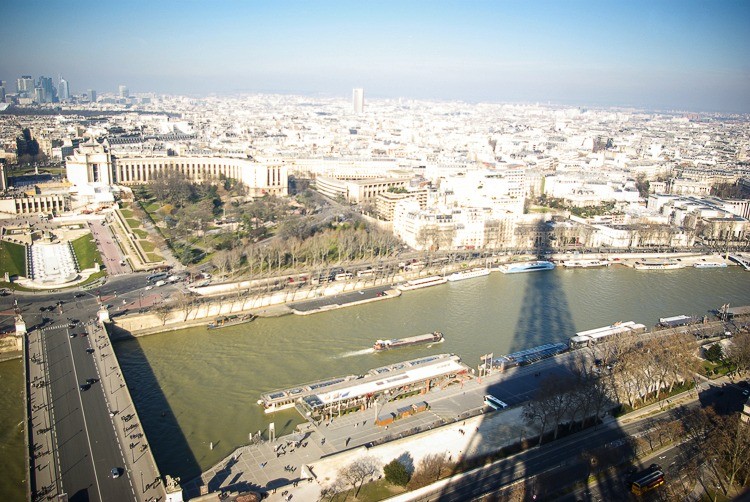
<box><xmin>3</xmin><ymin>0</ymin><xmax>749</xmax><ymax>112</ymax></box>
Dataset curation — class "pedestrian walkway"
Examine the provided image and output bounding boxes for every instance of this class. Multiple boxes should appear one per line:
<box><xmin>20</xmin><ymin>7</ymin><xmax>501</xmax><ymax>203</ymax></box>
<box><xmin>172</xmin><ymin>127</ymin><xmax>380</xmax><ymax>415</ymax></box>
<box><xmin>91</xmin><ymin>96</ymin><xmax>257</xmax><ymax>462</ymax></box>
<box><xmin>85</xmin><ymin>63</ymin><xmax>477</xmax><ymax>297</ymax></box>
<box><xmin>27</xmin><ymin>326</ymin><xmax>61</xmax><ymax>501</ymax></box>
<box><xmin>94</xmin><ymin>322</ymin><xmax>166</xmax><ymax>502</ymax></box>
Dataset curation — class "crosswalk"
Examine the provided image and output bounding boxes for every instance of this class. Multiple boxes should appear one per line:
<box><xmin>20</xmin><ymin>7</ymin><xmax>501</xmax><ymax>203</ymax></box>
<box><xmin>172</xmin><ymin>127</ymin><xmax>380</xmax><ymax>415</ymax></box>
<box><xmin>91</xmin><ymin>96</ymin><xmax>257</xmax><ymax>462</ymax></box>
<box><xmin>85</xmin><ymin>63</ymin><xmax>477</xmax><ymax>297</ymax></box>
<box><xmin>39</xmin><ymin>323</ymin><xmax>70</xmax><ymax>332</ymax></box>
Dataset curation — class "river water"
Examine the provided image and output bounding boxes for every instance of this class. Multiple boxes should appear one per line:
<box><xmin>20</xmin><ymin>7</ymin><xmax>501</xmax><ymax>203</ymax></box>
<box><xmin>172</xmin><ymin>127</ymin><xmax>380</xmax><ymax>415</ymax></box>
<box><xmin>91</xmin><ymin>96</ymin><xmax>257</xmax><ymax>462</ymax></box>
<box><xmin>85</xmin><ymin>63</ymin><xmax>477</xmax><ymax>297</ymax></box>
<box><xmin>1</xmin><ymin>267</ymin><xmax>749</xmax><ymax>498</ymax></box>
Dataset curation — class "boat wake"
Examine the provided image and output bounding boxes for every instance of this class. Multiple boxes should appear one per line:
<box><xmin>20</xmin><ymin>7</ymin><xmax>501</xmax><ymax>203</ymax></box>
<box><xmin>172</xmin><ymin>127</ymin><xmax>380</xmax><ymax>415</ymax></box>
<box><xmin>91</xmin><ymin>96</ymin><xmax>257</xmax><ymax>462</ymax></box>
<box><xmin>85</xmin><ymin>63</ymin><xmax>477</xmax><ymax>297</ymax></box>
<box><xmin>339</xmin><ymin>348</ymin><xmax>375</xmax><ymax>358</ymax></box>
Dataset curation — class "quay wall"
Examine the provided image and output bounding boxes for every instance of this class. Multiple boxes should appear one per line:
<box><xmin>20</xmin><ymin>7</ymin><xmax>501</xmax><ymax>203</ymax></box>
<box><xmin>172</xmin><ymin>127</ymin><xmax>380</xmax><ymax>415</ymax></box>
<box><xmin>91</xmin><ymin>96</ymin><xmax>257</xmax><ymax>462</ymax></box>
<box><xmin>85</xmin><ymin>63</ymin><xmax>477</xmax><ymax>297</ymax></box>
<box><xmin>112</xmin><ymin>251</ymin><xmax>736</xmax><ymax>338</ymax></box>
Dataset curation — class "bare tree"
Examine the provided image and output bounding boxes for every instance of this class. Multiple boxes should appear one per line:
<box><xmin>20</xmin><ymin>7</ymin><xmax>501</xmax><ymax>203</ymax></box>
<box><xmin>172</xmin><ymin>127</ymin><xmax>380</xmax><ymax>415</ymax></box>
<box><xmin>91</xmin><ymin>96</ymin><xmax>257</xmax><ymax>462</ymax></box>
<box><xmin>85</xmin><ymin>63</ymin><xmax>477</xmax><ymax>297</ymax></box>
<box><xmin>155</xmin><ymin>306</ymin><xmax>170</xmax><ymax>326</ymax></box>
<box><xmin>174</xmin><ymin>291</ymin><xmax>195</xmax><ymax>322</ymax></box>
<box><xmin>709</xmin><ymin>413</ymin><xmax>750</xmax><ymax>489</ymax></box>
<box><xmin>339</xmin><ymin>456</ymin><xmax>380</xmax><ymax>498</ymax></box>
<box><xmin>726</xmin><ymin>332</ymin><xmax>750</xmax><ymax>376</ymax></box>
<box><xmin>408</xmin><ymin>452</ymin><xmax>454</xmax><ymax>488</ymax></box>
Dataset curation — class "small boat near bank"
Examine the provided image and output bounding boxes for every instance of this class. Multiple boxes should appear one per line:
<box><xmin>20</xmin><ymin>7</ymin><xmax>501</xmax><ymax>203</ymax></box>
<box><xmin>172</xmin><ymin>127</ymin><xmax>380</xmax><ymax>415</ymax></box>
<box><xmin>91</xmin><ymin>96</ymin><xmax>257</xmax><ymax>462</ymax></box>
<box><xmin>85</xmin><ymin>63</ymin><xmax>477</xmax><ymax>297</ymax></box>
<box><xmin>633</xmin><ymin>260</ymin><xmax>685</xmax><ymax>270</ymax></box>
<box><xmin>562</xmin><ymin>259</ymin><xmax>610</xmax><ymax>268</ymax></box>
<box><xmin>446</xmin><ymin>267</ymin><xmax>491</xmax><ymax>282</ymax></box>
<box><xmin>693</xmin><ymin>261</ymin><xmax>727</xmax><ymax>269</ymax></box>
<box><xmin>373</xmin><ymin>331</ymin><xmax>444</xmax><ymax>351</ymax></box>
<box><xmin>207</xmin><ymin>313</ymin><xmax>257</xmax><ymax>330</ymax></box>
<box><xmin>497</xmin><ymin>260</ymin><xmax>555</xmax><ymax>274</ymax></box>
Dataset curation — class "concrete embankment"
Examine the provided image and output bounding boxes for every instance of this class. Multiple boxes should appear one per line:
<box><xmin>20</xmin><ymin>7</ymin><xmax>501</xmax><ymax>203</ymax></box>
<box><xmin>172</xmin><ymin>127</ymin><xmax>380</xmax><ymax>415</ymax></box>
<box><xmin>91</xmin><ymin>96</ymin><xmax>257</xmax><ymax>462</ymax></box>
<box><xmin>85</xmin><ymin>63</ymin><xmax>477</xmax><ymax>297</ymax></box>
<box><xmin>111</xmin><ymin>251</ymin><xmax>738</xmax><ymax>338</ymax></box>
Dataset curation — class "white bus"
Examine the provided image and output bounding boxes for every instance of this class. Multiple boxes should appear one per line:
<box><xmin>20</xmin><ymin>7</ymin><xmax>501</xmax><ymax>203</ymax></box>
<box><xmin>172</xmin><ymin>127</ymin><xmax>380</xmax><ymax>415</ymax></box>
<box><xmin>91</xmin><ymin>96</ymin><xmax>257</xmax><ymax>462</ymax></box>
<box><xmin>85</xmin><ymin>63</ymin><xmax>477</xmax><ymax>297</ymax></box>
<box><xmin>484</xmin><ymin>394</ymin><xmax>508</xmax><ymax>410</ymax></box>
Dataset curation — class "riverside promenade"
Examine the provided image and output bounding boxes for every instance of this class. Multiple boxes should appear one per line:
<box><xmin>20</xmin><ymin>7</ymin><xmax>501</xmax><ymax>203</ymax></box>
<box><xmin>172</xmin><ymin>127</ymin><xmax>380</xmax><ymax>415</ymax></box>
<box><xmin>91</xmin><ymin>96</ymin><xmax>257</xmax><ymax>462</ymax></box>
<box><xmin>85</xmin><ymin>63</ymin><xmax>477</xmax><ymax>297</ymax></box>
<box><xmin>181</xmin><ymin>350</ymin><xmax>583</xmax><ymax>500</ymax></box>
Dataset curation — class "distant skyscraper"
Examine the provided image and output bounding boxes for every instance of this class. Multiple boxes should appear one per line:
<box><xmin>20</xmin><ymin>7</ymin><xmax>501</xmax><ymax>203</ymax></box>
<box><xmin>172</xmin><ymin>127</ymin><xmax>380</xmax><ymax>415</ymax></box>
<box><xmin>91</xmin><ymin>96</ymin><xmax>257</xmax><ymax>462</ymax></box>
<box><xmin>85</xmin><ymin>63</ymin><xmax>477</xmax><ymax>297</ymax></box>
<box><xmin>17</xmin><ymin>76</ymin><xmax>34</xmax><ymax>96</ymax></box>
<box><xmin>37</xmin><ymin>76</ymin><xmax>56</xmax><ymax>103</ymax></box>
<box><xmin>118</xmin><ymin>85</ymin><xmax>129</xmax><ymax>98</ymax></box>
<box><xmin>87</xmin><ymin>89</ymin><xmax>97</xmax><ymax>103</ymax></box>
<box><xmin>353</xmin><ymin>88</ymin><xmax>364</xmax><ymax>114</ymax></box>
<box><xmin>58</xmin><ymin>77</ymin><xmax>70</xmax><ymax>101</ymax></box>
<box><xmin>0</xmin><ymin>81</ymin><xmax>6</xmax><ymax>103</ymax></box>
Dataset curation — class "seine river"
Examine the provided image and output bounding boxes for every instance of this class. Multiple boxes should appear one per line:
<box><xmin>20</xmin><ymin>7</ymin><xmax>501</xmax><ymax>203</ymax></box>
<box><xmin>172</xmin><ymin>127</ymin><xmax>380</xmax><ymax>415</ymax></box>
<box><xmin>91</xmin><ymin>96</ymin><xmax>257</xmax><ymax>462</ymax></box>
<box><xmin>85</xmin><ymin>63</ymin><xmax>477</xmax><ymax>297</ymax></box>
<box><xmin>1</xmin><ymin>266</ymin><xmax>749</xmax><ymax>499</ymax></box>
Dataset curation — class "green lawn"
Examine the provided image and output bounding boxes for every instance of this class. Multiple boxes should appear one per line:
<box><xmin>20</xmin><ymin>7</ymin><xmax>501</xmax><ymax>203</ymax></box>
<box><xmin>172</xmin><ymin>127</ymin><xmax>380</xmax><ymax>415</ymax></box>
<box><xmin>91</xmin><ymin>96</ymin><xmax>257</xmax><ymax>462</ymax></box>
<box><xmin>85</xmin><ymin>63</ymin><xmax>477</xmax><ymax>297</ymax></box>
<box><xmin>133</xmin><ymin>229</ymin><xmax>149</xmax><ymax>239</ymax></box>
<box><xmin>143</xmin><ymin>202</ymin><xmax>161</xmax><ymax>214</ymax></box>
<box><xmin>71</xmin><ymin>234</ymin><xmax>102</xmax><ymax>269</ymax></box>
<box><xmin>146</xmin><ymin>252</ymin><xmax>163</xmax><ymax>262</ymax></box>
<box><xmin>0</xmin><ymin>240</ymin><xmax>26</xmax><ymax>278</ymax></box>
<box><xmin>125</xmin><ymin>218</ymin><xmax>142</xmax><ymax>230</ymax></box>
<box><xmin>324</xmin><ymin>478</ymin><xmax>405</xmax><ymax>502</ymax></box>
<box><xmin>120</xmin><ymin>208</ymin><xmax>134</xmax><ymax>218</ymax></box>
<box><xmin>139</xmin><ymin>240</ymin><xmax>157</xmax><ymax>253</ymax></box>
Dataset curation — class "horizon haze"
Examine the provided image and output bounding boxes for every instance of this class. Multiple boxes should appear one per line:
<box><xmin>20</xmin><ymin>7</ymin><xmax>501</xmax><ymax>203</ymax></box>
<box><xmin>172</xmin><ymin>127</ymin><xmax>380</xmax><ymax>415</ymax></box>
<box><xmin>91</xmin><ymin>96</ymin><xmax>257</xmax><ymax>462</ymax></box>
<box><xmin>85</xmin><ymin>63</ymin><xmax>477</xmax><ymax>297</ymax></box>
<box><xmin>2</xmin><ymin>0</ymin><xmax>750</xmax><ymax>113</ymax></box>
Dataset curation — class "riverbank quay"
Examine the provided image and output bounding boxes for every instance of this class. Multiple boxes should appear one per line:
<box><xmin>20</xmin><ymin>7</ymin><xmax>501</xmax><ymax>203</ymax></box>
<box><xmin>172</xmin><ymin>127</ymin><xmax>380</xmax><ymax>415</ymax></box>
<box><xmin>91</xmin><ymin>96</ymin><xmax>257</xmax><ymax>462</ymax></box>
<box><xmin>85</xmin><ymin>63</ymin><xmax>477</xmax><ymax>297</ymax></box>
<box><xmin>180</xmin><ymin>349</ymin><xmax>590</xmax><ymax>500</ymax></box>
<box><xmin>109</xmin><ymin>250</ymin><xmax>741</xmax><ymax>338</ymax></box>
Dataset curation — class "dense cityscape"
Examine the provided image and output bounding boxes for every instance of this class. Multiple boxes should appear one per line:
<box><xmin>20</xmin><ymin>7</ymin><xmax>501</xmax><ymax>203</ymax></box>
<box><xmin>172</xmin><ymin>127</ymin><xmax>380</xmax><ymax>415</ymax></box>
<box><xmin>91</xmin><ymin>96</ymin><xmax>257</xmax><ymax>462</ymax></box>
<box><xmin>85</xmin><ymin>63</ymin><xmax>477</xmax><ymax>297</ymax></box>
<box><xmin>2</xmin><ymin>2</ymin><xmax>750</xmax><ymax>502</ymax></box>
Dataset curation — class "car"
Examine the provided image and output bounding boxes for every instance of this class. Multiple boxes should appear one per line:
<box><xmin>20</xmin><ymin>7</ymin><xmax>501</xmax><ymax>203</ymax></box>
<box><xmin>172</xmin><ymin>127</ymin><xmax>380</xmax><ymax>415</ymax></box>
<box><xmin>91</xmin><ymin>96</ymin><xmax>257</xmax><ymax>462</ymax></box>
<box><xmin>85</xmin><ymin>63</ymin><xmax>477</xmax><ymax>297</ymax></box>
<box><xmin>74</xmin><ymin>293</ymin><xmax>85</xmax><ymax>298</ymax></box>
<box><xmin>79</xmin><ymin>383</ymin><xmax>90</xmax><ymax>391</ymax></box>
<box><xmin>111</xmin><ymin>467</ymin><xmax>121</xmax><ymax>478</ymax></box>
<box><xmin>145</xmin><ymin>285</ymin><xmax>153</xmax><ymax>291</ymax></box>
<box><xmin>69</xmin><ymin>332</ymin><xmax>76</xmax><ymax>338</ymax></box>
<box><xmin>85</xmin><ymin>348</ymin><xmax>95</xmax><ymax>354</ymax></box>
<box><xmin>86</xmin><ymin>378</ymin><xmax>98</xmax><ymax>384</ymax></box>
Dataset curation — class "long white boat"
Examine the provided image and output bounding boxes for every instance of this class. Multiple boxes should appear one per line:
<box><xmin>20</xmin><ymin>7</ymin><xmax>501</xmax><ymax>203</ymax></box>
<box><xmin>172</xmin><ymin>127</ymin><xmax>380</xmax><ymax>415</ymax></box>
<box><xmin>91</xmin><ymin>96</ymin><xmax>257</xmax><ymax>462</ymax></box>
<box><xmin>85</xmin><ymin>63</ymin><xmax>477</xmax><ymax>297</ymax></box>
<box><xmin>446</xmin><ymin>267</ymin><xmax>491</xmax><ymax>282</ymax></box>
<box><xmin>563</xmin><ymin>259</ymin><xmax>610</xmax><ymax>268</ymax></box>
<box><xmin>693</xmin><ymin>261</ymin><xmax>727</xmax><ymax>269</ymax></box>
<box><xmin>397</xmin><ymin>275</ymin><xmax>447</xmax><ymax>291</ymax></box>
<box><xmin>497</xmin><ymin>260</ymin><xmax>555</xmax><ymax>274</ymax></box>
<box><xmin>633</xmin><ymin>260</ymin><xmax>685</xmax><ymax>270</ymax></box>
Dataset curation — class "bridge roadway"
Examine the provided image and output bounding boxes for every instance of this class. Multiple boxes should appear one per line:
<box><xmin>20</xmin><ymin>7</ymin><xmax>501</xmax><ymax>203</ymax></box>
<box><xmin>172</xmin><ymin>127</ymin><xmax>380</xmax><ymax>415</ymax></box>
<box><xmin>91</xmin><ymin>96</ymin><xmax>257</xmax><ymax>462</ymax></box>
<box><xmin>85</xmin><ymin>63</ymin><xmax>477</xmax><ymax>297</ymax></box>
<box><xmin>23</xmin><ymin>293</ymin><xmax>165</xmax><ymax>502</ymax></box>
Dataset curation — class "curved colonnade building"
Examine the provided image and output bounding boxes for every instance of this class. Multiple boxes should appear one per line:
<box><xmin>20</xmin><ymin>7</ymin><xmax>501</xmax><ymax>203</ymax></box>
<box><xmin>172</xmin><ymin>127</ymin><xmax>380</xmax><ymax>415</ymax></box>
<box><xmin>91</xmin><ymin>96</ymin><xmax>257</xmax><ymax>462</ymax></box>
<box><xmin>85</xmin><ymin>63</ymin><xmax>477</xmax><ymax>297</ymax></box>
<box><xmin>65</xmin><ymin>143</ymin><xmax>287</xmax><ymax>198</ymax></box>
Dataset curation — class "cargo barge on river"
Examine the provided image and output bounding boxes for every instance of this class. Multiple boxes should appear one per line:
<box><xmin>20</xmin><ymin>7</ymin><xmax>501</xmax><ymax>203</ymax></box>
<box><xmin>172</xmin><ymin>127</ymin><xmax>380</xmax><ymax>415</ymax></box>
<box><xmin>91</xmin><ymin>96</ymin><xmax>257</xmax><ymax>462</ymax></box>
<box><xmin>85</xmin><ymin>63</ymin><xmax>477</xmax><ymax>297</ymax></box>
<box><xmin>207</xmin><ymin>313</ymin><xmax>257</xmax><ymax>330</ymax></box>
<box><xmin>373</xmin><ymin>331</ymin><xmax>444</xmax><ymax>351</ymax></box>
